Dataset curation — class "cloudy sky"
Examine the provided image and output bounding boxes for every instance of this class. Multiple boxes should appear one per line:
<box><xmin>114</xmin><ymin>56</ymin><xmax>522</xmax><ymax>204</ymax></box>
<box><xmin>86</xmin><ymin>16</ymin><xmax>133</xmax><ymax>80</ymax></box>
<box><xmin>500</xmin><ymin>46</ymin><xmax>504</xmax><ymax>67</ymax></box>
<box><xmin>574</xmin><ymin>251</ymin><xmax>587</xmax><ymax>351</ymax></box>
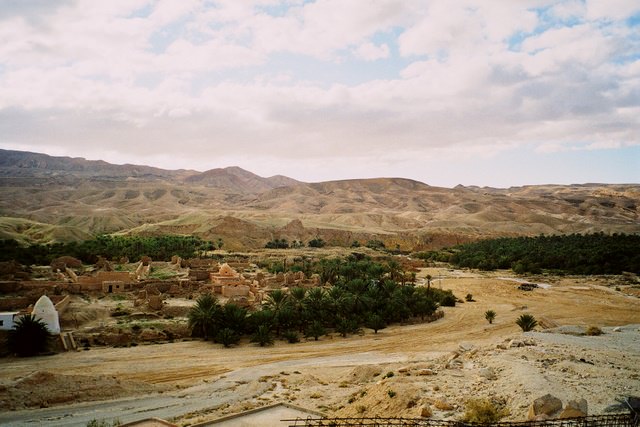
<box><xmin>0</xmin><ymin>0</ymin><xmax>638</xmax><ymax>187</ymax></box>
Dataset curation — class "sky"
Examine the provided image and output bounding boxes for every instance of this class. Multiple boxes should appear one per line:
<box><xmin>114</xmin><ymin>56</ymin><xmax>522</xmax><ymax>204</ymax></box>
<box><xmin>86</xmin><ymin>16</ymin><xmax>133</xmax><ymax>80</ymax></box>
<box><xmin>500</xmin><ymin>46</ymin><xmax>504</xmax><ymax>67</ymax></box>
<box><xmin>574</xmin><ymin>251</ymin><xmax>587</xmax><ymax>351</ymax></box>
<box><xmin>0</xmin><ymin>0</ymin><xmax>639</xmax><ymax>188</ymax></box>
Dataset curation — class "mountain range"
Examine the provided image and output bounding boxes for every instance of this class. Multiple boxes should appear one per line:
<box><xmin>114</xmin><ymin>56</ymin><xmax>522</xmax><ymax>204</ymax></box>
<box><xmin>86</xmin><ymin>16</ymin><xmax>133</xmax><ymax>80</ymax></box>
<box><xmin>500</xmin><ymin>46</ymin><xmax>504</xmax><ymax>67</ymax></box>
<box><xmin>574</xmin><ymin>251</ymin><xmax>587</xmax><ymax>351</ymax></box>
<box><xmin>1</xmin><ymin>149</ymin><xmax>638</xmax><ymax>250</ymax></box>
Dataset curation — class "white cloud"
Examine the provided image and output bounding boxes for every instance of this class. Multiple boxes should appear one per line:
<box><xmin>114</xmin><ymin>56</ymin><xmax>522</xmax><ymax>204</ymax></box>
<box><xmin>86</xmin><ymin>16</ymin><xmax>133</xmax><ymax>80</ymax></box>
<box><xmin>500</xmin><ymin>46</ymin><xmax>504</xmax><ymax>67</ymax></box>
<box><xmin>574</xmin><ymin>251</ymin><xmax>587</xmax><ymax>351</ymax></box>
<box><xmin>353</xmin><ymin>42</ymin><xmax>389</xmax><ymax>61</ymax></box>
<box><xmin>0</xmin><ymin>0</ymin><xmax>638</xmax><ymax>186</ymax></box>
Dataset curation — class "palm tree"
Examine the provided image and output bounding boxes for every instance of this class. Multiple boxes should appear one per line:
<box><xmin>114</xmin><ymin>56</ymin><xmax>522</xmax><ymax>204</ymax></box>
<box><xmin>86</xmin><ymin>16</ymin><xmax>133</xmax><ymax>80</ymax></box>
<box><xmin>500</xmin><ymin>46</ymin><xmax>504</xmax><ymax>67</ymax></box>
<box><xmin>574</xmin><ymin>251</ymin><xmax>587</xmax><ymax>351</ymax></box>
<box><xmin>366</xmin><ymin>314</ymin><xmax>386</xmax><ymax>334</ymax></box>
<box><xmin>188</xmin><ymin>293</ymin><xmax>221</xmax><ymax>340</ymax></box>
<box><xmin>216</xmin><ymin>328</ymin><xmax>240</xmax><ymax>347</ymax></box>
<box><xmin>303</xmin><ymin>287</ymin><xmax>327</xmax><ymax>324</ymax></box>
<box><xmin>289</xmin><ymin>287</ymin><xmax>307</xmax><ymax>332</ymax></box>
<box><xmin>485</xmin><ymin>310</ymin><xmax>496</xmax><ymax>324</ymax></box>
<box><xmin>264</xmin><ymin>289</ymin><xmax>290</xmax><ymax>336</ymax></box>
<box><xmin>251</xmin><ymin>325</ymin><xmax>274</xmax><ymax>346</ymax></box>
<box><xmin>305</xmin><ymin>321</ymin><xmax>326</xmax><ymax>341</ymax></box>
<box><xmin>516</xmin><ymin>314</ymin><xmax>537</xmax><ymax>332</ymax></box>
<box><xmin>8</xmin><ymin>314</ymin><xmax>51</xmax><ymax>357</ymax></box>
<box><xmin>220</xmin><ymin>303</ymin><xmax>247</xmax><ymax>335</ymax></box>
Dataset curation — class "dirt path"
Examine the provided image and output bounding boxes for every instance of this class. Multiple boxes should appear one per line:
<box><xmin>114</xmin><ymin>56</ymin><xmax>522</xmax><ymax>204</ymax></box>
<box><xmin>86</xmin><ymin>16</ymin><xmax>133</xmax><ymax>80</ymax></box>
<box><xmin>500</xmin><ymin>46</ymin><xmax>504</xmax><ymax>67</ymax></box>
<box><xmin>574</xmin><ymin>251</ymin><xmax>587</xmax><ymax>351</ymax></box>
<box><xmin>1</xmin><ymin>270</ymin><xmax>638</xmax><ymax>426</ymax></box>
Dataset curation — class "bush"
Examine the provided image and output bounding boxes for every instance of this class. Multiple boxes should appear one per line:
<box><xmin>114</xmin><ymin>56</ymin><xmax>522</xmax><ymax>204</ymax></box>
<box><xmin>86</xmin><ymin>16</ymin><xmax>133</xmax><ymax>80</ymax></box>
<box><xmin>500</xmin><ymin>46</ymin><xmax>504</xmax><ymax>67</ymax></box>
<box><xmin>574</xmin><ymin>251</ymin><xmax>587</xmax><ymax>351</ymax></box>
<box><xmin>308</xmin><ymin>238</ymin><xmax>326</xmax><ymax>248</ymax></box>
<box><xmin>305</xmin><ymin>321</ymin><xmax>326</xmax><ymax>341</ymax></box>
<box><xmin>439</xmin><ymin>293</ymin><xmax>457</xmax><ymax>307</ymax></box>
<box><xmin>461</xmin><ymin>399</ymin><xmax>508</xmax><ymax>423</ymax></box>
<box><xmin>251</xmin><ymin>325</ymin><xmax>274</xmax><ymax>347</ymax></box>
<box><xmin>586</xmin><ymin>325</ymin><xmax>603</xmax><ymax>336</ymax></box>
<box><xmin>86</xmin><ymin>419</ymin><xmax>121</xmax><ymax>427</ymax></box>
<box><xmin>282</xmin><ymin>330</ymin><xmax>300</xmax><ymax>343</ymax></box>
<box><xmin>484</xmin><ymin>310</ymin><xmax>496</xmax><ymax>324</ymax></box>
<box><xmin>216</xmin><ymin>328</ymin><xmax>240</xmax><ymax>347</ymax></box>
<box><xmin>366</xmin><ymin>314</ymin><xmax>386</xmax><ymax>334</ymax></box>
<box><xmin>8</xmin><ymin>315</ymin><xmax>51</xmax><ymax>357</ymax></box>
<box><xmin>465</xmin><ymin>293</ymin><xmax>474</xmax><ymax>302</ymax></box>
<box><xmin>516</xmin><ymin>314</ymin><xmax>537</xmax><ymax>332</ymax></box>
<box><xmin>387</xmin><ymin>390</ymin><xmax>397</xmax><ymax>398</ymax></box>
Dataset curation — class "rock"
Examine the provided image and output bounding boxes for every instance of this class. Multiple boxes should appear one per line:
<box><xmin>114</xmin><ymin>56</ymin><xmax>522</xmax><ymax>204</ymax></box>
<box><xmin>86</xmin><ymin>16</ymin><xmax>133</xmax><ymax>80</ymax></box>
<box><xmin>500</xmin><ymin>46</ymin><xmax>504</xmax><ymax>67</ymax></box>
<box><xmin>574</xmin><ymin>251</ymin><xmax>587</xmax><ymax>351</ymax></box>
<box><xmin>528</xmin><ymin>394</ymin><xmax>563</xmax><ymax>420</ymax></box>
<box><xmin>434</xmin><ymin>399</ymin><xmax>454</xmax><ymax>411</ymax></box>
<box><xmin>148</xmin><ymin>295</ymin><xmax>163</xmax><ymax>310</ymax></box>
<box><xmin>613</xmin><ymin>327</ymin><xmax>622</xmax><ymax>332</ymax></box>
<box><xmin>417</xmin><ymin>369</ymin><xmax>436</xmax><ymax>376</ymax></box>
<box><xmin>560</xmin><ymin>399</ymin><xmax>588</xmax><ymax>418</ymax></box>
<box><xmin>398</xmin><ymin>366</ymin><xmax>410</xmax><ymax>373</ymax></box>
<box><xmin>459</xmin><ymin>342</ymin><xmax>475</xmax><ymax>352</ymax></box>
<box><xmin>168</xmin><ymin>284</ymin><xmax>182</xmax><ymax>296</ymax></box>
<box><xmin>145</xmin><ymin>284</ymin><xmax>161</xmax><ymax>296</ymax></box>
<box><xmin>523</xmin><ymin>338</ymin><xmax>536</xmax><ymax>346</ymax></box>
<box><xmin>138</xmin><ymin>329</ymin><xmax>167</xmax><ymax>341</ymax></box>
<box><xmin>509</xmin><ymin>339</ymin><xmax>524</xmax><ymax>348</ymax></box>
<box><xmin>478</xmin><ymin>367</ymin><xmax>496</xmax><ymax>380</ymax></box>
<box><xmin>496</xmin><ymin>343</ymin><xmax>508</xmax><ymax>350</ymax></box>
<box><xmin>447</xmin><ymin>359</ymin><xmax>463</xmax><ymax>369</ymax></box>
<box><xmin>420</xmin><ymin>404</ymin><xmax>432</xmax><ymax>418</ymax></box>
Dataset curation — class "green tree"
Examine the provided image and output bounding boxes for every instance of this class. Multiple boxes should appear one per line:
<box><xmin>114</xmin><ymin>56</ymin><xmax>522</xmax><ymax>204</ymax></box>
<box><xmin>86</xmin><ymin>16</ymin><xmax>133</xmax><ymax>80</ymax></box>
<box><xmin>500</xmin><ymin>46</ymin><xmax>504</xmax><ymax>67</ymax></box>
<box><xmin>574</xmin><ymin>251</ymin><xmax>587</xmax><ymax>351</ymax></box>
<box><xmin>251</xmin><ymin>325</ymin><xmax>274</xmax><ymax>346</ymax></box>
<box><xmin>366</xmin><ymin>314</ymin><xmax>386</xmax><ymax>334</ymax></box>
<box><xmin>188</xmin><ymin>293</ymin><xmax>221</xmax><ymax>340</ymax></box>
<box><xmin>516</xmin><ymin>313</ymin><xmax>537</xmax><ymax>332</ymax></box>
<box><xmin>219</xmin><ymin>304</ymin><xmax>247</xmax><ymax>335</ymax></box>
<box><xmin>305</xmin><ymin>321</ymin><xmax>326</xmax><ymax>341</ymax></box>
<box><xmin>484</xmin><ymin>310</ymin><xmax>496</xmax><ymax>324</ymax></box>
<box><xmin>308</xmin><ymin>238</ymin><xmax>326</xmax><ymax>248</ymax></box>
<box><xmin>8</xmin><ymin>314</ymin><xmax>51</xmax><ymax>357</ymax></box>
<box><xmin>216</xmin><ymin>328</ymin><xmax>240</xmax><ymax>347</ymax></box>
<box><xmin>264</xmin><ymin>289</ymin><xmax>290</xmax><ymax>336</ymax></box>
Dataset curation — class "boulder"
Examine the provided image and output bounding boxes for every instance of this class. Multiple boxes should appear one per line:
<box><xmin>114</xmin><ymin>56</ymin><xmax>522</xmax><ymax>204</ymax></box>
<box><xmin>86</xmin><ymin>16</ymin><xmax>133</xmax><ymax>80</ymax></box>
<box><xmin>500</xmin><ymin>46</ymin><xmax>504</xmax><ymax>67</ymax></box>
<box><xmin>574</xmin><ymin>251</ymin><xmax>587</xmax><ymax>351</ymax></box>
<box><xmin>478</xmin><ymin>367</ymin><xmax>496</xmax><ymax>380</ymax></box>
<box><xmin>459</xmin><ymin>342</ymin><xmax>475</xmax><ymax>352</ymax></box>
<box><xmin>148</xmin><ymin>295</ymin><xmax>163</xmax><ymax>311</ymax></box>
<box><xmin>420</xmin><ymin>404</ymin><xmax>433</xmax><ymax>418</ymax></box>
<box><xmin>560</xmin><ymin>399</ymin><xmax>588</xmax><ymax>418</ymax></box>
<box><xmin>138</xmin><ymin>329</ymin><xmax>167</xmax><ymax>341</ymax></box>
<box><xmin>168</xmin><ymin>284</ymin><xmax>182</xmax><ymax>296</ymax></box>
<box><xmin>509</xmin><ymin>339</ymin><xmax>525</xmax><ymax>348</ymax></box>
<box><xmin>417</xmin><ymin>369</ymin><xmax>437</xmax><ymax>376</ymax></box>
<box><xmin>528</xmin><ymin>394</ymin><xmax>563</xmax><ymax>420</ymax></box>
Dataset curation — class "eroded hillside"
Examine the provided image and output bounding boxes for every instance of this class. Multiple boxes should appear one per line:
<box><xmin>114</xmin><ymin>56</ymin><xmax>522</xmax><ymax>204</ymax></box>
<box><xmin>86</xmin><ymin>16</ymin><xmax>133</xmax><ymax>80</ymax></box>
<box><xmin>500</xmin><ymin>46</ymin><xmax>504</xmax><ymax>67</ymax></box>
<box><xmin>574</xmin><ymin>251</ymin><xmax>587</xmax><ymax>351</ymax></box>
<box><xmin>1</xmin><ymin>149</ymin><xmax>638</xmax><ymax>249</ymax></box>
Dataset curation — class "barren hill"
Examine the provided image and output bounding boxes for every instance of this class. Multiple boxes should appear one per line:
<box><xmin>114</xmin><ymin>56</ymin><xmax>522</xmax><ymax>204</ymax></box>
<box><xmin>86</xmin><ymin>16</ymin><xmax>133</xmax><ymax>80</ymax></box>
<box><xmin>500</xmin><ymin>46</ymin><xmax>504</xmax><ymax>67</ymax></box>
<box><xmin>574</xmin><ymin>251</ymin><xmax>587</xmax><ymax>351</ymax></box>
<box><xmin>0</xmin><ymin>149</ymin><xmax>638</xmax><ymax>249</ymax></box>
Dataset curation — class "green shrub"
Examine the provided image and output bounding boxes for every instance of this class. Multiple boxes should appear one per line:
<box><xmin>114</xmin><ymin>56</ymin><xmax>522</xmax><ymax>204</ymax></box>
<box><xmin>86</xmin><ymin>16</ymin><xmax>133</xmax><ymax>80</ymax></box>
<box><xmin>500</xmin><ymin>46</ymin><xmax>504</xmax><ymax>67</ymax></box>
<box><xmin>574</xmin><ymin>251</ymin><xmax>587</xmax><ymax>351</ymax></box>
<box><xmin>484</xmin><ymin>310</ymin><xmax>496</xmax><ymax>324</ymax></box>
<box><xmin>251</xmin><ymin>325</ymin><xmax>274</xmax><ymax>347</ymax></box>
<box><xmin>282</xmin><ymin>330</ymin><xmax>300</xmax><ymax>343</ymax></box>
<box><xmin>461</xmin><ymin>399</ymin><xmax>508</xmax><ymax>423</ymax></box>
<box><xmin>387</xmin><ymin>390</ymin><xmax>397</xmax><ymax>398</ymax></box>
<box><xmin>305</xmin><ymin>321</ymin><xmax>326</xmax><ymax>341</ymax></box>
<box><xmin>216</xmin><ymin>328</ymin><xmax>240</xmax><ymax>347</ymax></box>
<box><xmin>516</xmin><ymin>314</ymin><xmax>537</xmax><ymax>332</ymax></box>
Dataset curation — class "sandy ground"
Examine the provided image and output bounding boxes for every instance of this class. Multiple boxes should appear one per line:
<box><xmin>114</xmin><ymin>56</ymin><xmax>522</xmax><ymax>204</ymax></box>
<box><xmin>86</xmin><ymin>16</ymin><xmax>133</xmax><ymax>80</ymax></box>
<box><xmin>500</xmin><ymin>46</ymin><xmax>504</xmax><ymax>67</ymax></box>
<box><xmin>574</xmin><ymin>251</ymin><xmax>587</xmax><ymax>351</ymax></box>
<box><xmin>0</xmin><ymin>269</ymin><xmax>639</xmax><ymax>426</ymax></box>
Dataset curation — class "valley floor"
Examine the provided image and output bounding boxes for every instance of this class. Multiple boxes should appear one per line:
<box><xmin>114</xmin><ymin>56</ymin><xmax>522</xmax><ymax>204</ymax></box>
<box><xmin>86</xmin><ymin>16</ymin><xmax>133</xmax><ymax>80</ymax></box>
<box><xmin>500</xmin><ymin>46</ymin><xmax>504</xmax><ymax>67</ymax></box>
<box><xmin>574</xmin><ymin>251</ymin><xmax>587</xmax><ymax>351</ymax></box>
<box><xmin>0</xmin><ymin>269</ymin><xmax>639</xmax><ymax>426</ymax></box>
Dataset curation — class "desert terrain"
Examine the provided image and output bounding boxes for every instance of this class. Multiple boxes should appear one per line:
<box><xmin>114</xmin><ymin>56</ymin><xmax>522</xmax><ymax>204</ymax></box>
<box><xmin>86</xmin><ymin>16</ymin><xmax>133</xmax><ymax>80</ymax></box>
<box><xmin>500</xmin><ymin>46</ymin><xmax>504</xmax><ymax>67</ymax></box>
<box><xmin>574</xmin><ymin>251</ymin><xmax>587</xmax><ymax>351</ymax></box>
<box><xmin>1</xmin><ymin>149</ymin><xmax>639</xmax><ymax>251</ymax></box>
<box><xmin>1</xmin><ymin>267</ymin><xmax>638</xmax><ymax>426</ymax></box>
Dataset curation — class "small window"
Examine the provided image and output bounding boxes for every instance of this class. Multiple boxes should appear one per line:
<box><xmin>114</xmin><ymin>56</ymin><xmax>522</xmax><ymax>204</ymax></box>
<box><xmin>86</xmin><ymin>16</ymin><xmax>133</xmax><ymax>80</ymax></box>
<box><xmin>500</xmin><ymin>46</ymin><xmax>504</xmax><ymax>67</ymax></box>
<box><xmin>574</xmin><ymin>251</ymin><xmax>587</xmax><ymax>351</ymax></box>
<box><xmin>0</xmin><ymin>320</ymin><xmax>4</xmax><ymax>326</ymax></box>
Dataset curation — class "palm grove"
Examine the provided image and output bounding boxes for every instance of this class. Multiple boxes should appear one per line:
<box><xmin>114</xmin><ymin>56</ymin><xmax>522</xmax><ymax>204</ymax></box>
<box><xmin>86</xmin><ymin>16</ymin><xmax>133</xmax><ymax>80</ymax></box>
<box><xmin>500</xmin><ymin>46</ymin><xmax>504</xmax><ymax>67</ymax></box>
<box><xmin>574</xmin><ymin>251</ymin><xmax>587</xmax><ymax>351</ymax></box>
<box><xmin>188</xmin><ymin>256</ymin><xmax>456</xmax><ymax>347</ymax></box>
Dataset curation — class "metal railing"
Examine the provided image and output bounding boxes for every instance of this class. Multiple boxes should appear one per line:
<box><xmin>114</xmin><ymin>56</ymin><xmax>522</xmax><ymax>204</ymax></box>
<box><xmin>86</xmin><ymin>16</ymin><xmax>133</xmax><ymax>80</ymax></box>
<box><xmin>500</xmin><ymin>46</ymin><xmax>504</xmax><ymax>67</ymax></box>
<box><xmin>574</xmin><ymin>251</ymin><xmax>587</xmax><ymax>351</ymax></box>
<box><xmin>284</xmin><ymin>413</ymin><xmax>636</xmax><ymax>427</ymax></box>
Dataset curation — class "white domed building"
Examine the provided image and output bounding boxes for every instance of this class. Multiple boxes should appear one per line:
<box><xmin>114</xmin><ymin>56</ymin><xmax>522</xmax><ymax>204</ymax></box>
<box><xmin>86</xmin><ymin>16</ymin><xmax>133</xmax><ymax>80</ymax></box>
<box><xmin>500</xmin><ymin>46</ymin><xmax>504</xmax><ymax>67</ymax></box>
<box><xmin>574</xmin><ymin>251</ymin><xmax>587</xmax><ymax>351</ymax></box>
<box><xmin>32</xmin><ymin>295</ymin><xmax>60</xmax><ymax>335</ymax></box>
